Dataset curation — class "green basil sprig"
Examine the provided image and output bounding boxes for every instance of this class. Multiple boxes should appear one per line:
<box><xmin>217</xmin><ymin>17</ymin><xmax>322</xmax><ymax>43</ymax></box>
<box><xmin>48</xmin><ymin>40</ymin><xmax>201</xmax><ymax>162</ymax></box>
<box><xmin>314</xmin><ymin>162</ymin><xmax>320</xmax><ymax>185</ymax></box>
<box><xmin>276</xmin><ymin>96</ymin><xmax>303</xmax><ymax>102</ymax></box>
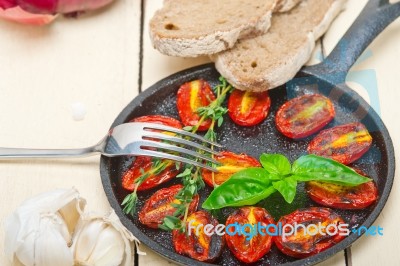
<box><xmin>202</xmin><ymin>154</ymin><xmax>371</xmax><ymax>210</ymax></box>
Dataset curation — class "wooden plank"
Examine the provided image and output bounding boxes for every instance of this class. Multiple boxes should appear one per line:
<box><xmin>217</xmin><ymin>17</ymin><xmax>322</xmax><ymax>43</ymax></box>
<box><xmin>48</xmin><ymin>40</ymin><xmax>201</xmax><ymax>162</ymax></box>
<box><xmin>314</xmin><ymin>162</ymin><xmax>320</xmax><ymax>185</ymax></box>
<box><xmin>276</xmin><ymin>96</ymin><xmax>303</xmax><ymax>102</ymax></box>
<box><xmin>139</xmin><ymin>244</ymin><xmax>345</xmax><ymax>266</ymax></box>
<box><xmin>138</xmin><ymin>245</ymin><xmax>178</xmax><ymax>266</ymax></box>
<box><xmin>0</xmin><ymin>0</ymin><xmax>141</xmax><ymax>265</ymax></box>
<box><xmin>318</xmin><ymin>252</ymin><xmax>346</xmax><ymax>266</ymax></box>
<box><xmin>321</xmin><ymin>0</ymin><xmax>368</xmax><ymax>56</ymax></box>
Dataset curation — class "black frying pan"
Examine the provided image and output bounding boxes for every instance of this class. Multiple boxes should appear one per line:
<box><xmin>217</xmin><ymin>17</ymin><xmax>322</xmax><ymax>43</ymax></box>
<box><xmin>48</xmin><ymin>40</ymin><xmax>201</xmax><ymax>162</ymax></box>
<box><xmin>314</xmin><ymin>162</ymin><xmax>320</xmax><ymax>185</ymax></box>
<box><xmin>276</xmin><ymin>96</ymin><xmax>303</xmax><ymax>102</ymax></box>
<box><xmin>101</xmin><ymin>1</ymin><xmax>398</xmax><ymax>265</ymax></box>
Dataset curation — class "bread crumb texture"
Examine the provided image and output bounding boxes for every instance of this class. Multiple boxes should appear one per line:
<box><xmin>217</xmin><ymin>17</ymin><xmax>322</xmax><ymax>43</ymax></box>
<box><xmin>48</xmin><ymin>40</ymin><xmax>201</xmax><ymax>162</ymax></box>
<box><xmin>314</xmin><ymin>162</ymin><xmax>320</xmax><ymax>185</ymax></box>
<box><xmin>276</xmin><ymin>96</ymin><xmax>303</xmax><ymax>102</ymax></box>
<box><xmin>213</xmin><ymin>0</ymin><xmax>346</xmax><ymax>91</ymax></box>
<box><xmin>150</xmin><ymin>0</ymin><xmax>276</xmax><ymax>57</ymax></box>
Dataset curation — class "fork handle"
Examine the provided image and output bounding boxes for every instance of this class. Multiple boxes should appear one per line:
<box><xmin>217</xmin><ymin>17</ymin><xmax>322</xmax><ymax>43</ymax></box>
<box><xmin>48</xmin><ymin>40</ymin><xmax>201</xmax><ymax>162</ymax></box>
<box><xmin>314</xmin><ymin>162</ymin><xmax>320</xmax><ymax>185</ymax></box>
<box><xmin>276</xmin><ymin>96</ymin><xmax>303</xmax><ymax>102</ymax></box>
<box><xmin>0</xmin><ymin>146</ymin><xmax>99</xmax><ymax>158</ymax></box>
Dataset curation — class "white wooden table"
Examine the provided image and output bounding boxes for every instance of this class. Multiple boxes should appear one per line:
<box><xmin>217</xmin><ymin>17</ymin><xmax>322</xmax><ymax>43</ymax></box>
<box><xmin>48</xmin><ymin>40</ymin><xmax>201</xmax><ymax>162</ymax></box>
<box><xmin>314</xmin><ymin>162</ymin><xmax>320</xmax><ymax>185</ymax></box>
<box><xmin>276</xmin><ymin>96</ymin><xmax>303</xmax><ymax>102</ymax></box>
<box><xmin>0</xmin><ymin>0</ymin><xmax>399</xmax><ymax>265</ymax></box>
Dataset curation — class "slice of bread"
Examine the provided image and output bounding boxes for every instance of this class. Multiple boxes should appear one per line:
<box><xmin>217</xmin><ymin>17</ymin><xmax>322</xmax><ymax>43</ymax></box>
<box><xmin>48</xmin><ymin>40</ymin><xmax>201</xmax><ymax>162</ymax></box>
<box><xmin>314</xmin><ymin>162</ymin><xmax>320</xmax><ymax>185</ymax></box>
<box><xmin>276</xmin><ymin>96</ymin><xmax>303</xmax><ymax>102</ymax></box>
<box><xmin>149</xmin><ymin>0</ymin><xmax>277</xmax><ymax>57</ymax></box>
<box><xmin>274</xmin><ymin>0</ymin><xmax>302</xmax><ymax>12</ymax></box>
<box><xmin>212</xmin><ymin>0</ymin><xmax>346</xmax><ymax>92</ymax></box>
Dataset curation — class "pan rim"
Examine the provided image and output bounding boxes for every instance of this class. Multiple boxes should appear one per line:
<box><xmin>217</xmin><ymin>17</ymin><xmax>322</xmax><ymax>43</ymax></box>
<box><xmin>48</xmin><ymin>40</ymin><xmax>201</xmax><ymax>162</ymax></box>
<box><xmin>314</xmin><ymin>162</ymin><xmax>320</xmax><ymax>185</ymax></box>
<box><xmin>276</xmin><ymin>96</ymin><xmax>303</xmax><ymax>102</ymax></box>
<box><xmin>100</xmin><ymin>63</ymin><xmax>395</xmax><ymax>266</ymax></box>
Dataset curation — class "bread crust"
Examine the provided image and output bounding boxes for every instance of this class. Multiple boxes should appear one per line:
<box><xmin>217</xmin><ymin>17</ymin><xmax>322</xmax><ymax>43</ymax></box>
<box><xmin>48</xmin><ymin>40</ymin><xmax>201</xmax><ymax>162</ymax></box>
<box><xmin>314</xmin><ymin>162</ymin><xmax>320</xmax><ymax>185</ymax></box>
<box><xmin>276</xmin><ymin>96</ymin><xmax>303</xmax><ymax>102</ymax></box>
<box><xmin>274</xmin><ymin>0</ymin><xmax>302</xmax><ymax>12</ymax></box>
<box><xmin>212</xmin><ymin>0</ymin><xmax>347</xmax><ymax>92</ymax></box>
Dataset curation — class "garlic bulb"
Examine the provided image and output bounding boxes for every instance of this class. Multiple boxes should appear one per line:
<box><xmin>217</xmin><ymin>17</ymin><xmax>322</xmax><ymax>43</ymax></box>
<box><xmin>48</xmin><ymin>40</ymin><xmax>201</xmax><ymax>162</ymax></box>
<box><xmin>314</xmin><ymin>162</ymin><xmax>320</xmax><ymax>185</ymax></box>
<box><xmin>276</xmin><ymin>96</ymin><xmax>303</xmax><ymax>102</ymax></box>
<box><xmin>4</xmin><ymin>188</ymin><xmax>143</xmax><ymax>266</ymax></box>
<box><xmin>72</xmin><ymin>210</ymin><xmax>138</xmax><ymax>266</ymax></box>
<box><xmin>4</xmin><ymin>188</ymin><xmax>86</xmax><ymax>266</ymax></box>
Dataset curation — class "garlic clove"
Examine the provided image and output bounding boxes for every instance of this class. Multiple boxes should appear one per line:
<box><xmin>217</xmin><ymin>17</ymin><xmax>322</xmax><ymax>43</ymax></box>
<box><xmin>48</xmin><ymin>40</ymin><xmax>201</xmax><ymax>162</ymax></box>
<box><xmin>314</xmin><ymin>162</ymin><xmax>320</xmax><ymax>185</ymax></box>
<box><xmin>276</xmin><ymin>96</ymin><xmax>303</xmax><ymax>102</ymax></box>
<box><xmin>50</xmin><ymin>212</ymin><xmax>74</xmax><ymax>246</ymax></box>
<box><xmin>107</xmin><ymin>211</ymin><xmax>146</xmax><ymax>261</ymax></box>
<box><xmin>34</xmin><ymin>215</ymin><xmax>74</xmax><ymax>266</ymax></box>
<box><xmin>58</xmin><ymin>194</ymin><xmax>86</xmax><ymax>240</ymax></box>
<box><xmin>12</xmin><ymin>213</ymin><xmax>74</xmax><ymax>266</ymax></box>
<box><xmin>72</xmin><ymin>210</ymin><xmax>140</xmax><ymax>266</ymax></box>
<box><xmin>107</xmin><ymin>211</ymin><xmax>140</xmax><ymax>265</ymax></box>
<box><xmin>85</xmin><ymin>226</ymin><xmax>125</xmax><ymax>266</ymax></box>
<box><xmin>73</xmin><ymin>219</ymin><xmax>107</xmax><ymax>262</ymax></box>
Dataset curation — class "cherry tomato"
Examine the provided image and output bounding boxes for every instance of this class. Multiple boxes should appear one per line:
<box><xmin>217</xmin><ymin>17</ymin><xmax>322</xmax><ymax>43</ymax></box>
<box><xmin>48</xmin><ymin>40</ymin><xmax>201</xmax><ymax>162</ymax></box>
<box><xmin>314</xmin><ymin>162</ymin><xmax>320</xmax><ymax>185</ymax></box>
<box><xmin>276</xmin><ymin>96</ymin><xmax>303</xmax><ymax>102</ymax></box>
<box><xmin>172</xmin><ymin>210</ymin><xmax>225</xmax><ymax>262</ymax></box>
<box><xmin>122</xmin><ymin>157</ymin><xmax>180</xmax><ymax>191</ymax></box>
<box><xmin>274</xmin><ymin>207</ymin><xmax>346</xmax><ymax>258</ymax></box>
<box><xmin>228</xmin><ymin>90</ymin><xmax>271</xmax><ymax>126</ymax></box>
<box><xmin>139</xmin><ymin>185</ymin><xmax>199</xmax><ymax>229</ymax></box>
<box><xmin>307</xmin><ymin>122</ymin><xmax>372</xmax><ymax>165</ymax></box>
<box><xmin>130</xmin><ymin>115</ymin><xmax>182</xmax><ymax>144</ymax></box>
<box><xmin>176</xmin><ymin>80</ymin><xmax>216</xmax><ymax>131</ymax></box>
<box><xmin>225</xmin><ymin>207</ymin><xmax>275</xmax><ymax>263</ymax></box>
<box><xmin>130</xmin><ymin>114</ymin><xmax>183</xmax><ymax>128</ymax></box>
<box><xmin>201</xmin><ymin>151</ymin><xmax>260</xmax><ymax>187</ymax></box>
<box><xmin>276</xmin><ymin>94</ymin><xmax>335</xmax><ymax>139</ymax></box>
<box><xmin>307</xmin><ymin>168</ymin><xmax>378</xmax><ymax>209</ymax></box>
<box><xmin>121</xmin><ymin>115</ymin><xmax>182</xmax><ymax>191</ymax></box>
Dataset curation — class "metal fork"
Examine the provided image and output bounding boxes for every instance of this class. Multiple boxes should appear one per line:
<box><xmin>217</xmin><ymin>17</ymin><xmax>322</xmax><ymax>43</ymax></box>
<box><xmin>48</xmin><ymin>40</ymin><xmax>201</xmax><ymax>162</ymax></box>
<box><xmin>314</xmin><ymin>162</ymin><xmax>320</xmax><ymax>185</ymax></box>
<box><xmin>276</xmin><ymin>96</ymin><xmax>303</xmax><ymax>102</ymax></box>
<box><xmin>0</xmin><ymin>122</ymin><xmax>221</xmax><ymax>171</ymax></box>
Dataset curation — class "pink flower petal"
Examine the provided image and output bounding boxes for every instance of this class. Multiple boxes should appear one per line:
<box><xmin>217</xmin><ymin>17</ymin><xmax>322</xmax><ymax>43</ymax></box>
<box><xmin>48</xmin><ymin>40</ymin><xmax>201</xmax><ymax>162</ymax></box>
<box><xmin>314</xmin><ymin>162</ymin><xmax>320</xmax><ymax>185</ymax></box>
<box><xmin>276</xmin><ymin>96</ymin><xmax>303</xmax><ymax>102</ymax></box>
<box><xmin>0</xmin><ymin>5</ymin><xmax>56</xmax><ymax>25</ymax></box>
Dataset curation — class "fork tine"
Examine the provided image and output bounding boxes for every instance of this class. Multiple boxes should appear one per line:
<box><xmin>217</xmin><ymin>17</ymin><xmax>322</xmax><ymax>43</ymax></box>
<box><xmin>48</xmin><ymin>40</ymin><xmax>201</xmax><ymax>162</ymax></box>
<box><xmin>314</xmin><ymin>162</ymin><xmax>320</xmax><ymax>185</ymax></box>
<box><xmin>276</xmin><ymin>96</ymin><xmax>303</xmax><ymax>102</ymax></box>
<box><xmin>137</xmin><ymin>140</ymin><xmax>220</xmax><ymax>165</ymax></box>
<box><xmin>142</xmin><ymin>132</ymin><xmax>221</xmax><ymax>156</ymax></box>
<box><xmin>138</xmin><ymin>149</ymin><xmax>218</xmax><ymax>172</ymax></box>
<box><xmin>138</xmin><ymin>122</ymin><xmax>223</xmax><ymax>147</ymax></box>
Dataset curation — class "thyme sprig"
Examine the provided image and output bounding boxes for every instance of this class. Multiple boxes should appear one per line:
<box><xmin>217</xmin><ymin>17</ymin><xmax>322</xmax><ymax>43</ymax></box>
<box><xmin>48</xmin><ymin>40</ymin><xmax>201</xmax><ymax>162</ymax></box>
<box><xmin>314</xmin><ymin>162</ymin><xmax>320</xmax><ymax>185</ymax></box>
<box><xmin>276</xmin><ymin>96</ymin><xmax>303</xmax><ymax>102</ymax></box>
<box><xmin>122</xmin><ymin>158</ymin><xmax>169</xmax><ymax>216</ymax></box>
<box><xmin>121</xmin><ymin>168</ymin><xmax>148</xmax><ymax>216</ymax></box>
<box><xmin>160</xmin><ymin>77</ymin><xmax>233</xmax><ymax>232</ymax></box>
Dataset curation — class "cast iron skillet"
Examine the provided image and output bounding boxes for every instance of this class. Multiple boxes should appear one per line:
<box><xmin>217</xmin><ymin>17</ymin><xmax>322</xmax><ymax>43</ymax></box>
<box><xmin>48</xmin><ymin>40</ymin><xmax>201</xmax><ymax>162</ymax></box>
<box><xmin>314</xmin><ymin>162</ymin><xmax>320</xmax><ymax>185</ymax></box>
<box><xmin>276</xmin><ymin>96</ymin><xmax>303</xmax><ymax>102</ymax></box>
<box><xmin>101</xmin><ymin>1</ymin><xmax>398</xmax><ymax>265</ymax></box>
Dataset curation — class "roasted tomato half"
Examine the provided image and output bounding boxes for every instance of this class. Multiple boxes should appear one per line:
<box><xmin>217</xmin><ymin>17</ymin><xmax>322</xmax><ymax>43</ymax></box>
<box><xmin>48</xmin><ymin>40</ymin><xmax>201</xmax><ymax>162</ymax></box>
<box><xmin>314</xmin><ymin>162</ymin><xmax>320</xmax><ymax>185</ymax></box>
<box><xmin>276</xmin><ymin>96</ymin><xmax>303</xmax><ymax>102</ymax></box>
<box><xmin>228</xmin><ymin>90</ymin><xmax>271</xmax><ymax>126</ymax></box>
<box><xmin>121</xmin><ymin>115</ymin><xmax>182</xmax><ymax>191</ymax></box>
<box><xmin>225</xmin><ymin>207</ymin><xmax>275</xmax><ymax>263</ymax></box>
<box><xmin>130</xmin><ymin>114</ymin><xmax>183</xmax><ymax>128</ymax></box>
<box><xmin>307</xmin><ymin>122</ymin><xmax>372</xmax><ymax>165</ymax></box>
<box><xmin>172</xmin><ymin>211</ymin><xmax>225</xmax><ymax>262</ymax></box>
<box><xmin>201</xmin><ymin>151</ymin><xmax>261</xmax><ymax>187</ymax></box>
<box><xmin>122</xmin><ymin>156</ymin><xmax>180</xmax><ymax>191</ymax></box>
<box><xmin>307</xmin><ymin>168</ymin><xmax>378</xmax><ymax>209</ymax></box>
<box><xmin>274</xmin><ymin>207</ymin><xmax>346</xmax><ymax>258</ymax></box>
<box><xmin>176</xmin><ymin>80</ymin><xmax>216</xmax><ymax>131</ymax></box>
<box><xmin>139</xmin><ymin>185</ymin><xmax>199</xmax><ymax>229</ymax></box>
<box><xmin>275</xmin><ymin>94</ymin><xmax>335</xmax><ymax>139</ymax></box>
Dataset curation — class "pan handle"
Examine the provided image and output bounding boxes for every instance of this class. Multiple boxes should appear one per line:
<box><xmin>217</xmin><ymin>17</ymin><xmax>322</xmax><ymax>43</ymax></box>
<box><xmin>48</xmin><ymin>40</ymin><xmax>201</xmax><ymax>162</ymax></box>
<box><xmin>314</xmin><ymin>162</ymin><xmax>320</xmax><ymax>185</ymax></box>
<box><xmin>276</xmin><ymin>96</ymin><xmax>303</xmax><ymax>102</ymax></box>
<box><xmin>304</xmin><ymin>0</ymin><xmax>400</xmax><ymax>81</ymax></box>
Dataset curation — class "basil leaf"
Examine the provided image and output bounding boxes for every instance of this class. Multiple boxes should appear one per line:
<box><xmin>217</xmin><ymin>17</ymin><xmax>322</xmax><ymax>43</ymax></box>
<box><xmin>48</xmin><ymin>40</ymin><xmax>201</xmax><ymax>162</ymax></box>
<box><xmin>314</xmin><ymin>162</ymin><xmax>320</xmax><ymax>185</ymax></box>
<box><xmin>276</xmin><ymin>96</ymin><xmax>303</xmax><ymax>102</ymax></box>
<box><xmin>260</xmin><ymin>153</ymin><xmax>291</xmax><ymax>176</ymax></box>
<box><xmin>202</xmin><ymin>168</ymin><xmax>277</xmax><ymax>210</ymax></box>
<box><xmin>292</xmin><ymin>155</ymin><xmax>371</xmax><ymax>186</ymax></box>
<box><xmin>272</xmin><ymin>177</ymin><xmax>297</xmax><ymax>203</ymax></box>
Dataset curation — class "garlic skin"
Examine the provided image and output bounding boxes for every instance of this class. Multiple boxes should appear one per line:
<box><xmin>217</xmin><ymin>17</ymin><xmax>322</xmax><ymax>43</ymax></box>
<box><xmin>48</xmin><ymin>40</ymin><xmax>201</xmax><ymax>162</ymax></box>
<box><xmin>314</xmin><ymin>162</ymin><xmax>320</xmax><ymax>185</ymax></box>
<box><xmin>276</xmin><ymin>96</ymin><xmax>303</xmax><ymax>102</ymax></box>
<box><xmin>4</xmin><ymin>188</ymin><xmax>86</xmax><ymax>266</ymax></box>
<box><xmin>72</xmin><ymin>210</ymin><xmax>138</xmax><ymax>266</ymax></box>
